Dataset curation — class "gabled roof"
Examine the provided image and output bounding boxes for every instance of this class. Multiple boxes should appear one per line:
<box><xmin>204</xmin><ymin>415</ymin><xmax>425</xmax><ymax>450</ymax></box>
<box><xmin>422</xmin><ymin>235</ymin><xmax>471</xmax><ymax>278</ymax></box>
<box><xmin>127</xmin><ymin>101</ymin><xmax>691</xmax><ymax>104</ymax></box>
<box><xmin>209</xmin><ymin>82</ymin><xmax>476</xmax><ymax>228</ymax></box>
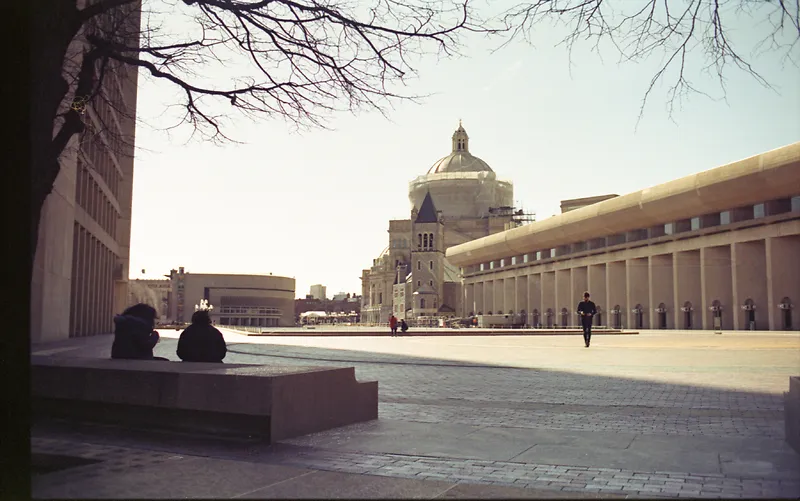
<box><xmin>415</xmin><ymin>192</ymin><xmax>439</xmax><ymax>223</ymax></box>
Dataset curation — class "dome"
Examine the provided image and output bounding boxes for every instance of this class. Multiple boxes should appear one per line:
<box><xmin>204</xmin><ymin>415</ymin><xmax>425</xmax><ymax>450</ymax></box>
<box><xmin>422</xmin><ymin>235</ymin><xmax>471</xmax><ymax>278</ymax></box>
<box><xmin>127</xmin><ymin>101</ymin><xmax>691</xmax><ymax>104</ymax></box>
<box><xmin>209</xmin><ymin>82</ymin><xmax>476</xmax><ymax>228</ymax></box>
<box><xmin>426</xmin><ymin>121</ymin><xmax>493</xmax><ymax>174</ymax></box>
<box><xmin>428</xmin><ymin>152</ymin><xmax>493</xmax><ymax>174</ymax></box>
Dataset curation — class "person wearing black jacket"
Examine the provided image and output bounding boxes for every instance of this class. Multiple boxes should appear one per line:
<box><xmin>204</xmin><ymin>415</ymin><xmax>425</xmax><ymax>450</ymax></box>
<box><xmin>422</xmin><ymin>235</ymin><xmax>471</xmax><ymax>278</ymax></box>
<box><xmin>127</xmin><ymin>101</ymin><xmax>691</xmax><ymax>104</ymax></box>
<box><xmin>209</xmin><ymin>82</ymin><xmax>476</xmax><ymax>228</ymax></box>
<box><xmin>577</xmin><ymin>292</ymin><xmax>597</xmax><ymax>348</ymax></box>
<box><xmin>177</xmin><ymin>310</ymin><xmax>227</xmax><ymax>363</ymax></box>
<box><xmin>111</xmin><ymin>303</ymin><xmax>166</xmax><ymax>360</ymax></box>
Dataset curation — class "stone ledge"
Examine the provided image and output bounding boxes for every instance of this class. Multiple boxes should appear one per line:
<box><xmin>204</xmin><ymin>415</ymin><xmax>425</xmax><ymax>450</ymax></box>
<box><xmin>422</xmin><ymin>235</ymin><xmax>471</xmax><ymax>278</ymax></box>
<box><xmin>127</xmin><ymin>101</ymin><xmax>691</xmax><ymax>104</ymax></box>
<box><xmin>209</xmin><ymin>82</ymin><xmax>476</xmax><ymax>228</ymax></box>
<box><xmin>31</xmin><ymin>356</ymin><xmax>378</xmax><ymax>442</ymax></box>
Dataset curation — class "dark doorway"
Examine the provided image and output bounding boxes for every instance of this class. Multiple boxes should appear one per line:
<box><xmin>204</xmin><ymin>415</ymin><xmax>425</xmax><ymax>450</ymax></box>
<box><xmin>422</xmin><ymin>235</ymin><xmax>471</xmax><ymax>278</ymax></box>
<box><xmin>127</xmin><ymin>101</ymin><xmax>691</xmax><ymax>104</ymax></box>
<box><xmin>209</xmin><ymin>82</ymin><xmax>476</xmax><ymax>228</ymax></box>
<box><xmin>711</xmin><ymin>300</ymin><xmax>723</xmax><ymax>331</ymax></box>
<box><xmin>682</xmin><ymin>301</ymin><xmax>693</xmax><ymax>329</ymax></box>
<box><xmin>546</xmin><ymin>309</ymin><xmax>554</xmax><ymax>328</ymax></box>
<box><xmin>657</xmin><ymin>303</ymin><xmax>667</xmax><ymax>329</ymax></box>
<box><xmin>532</xmin><ymin>309</ymin><xmax>539</xmax><ymax>328</ymax></box>
<box><xmin>595</xmin><ymin>307</ymin><xmax>602</xmax><ymax>327</ymax></box>
<box><xmin>742</xmin><ymin>298</ymin><xmax>756</xmax><ymax>330</ymax></box>
<box><xmin>634</xmin><ymin>304</ymin><xmax>643</xmax><ymax>329</ymax></box>
<box><xmin>612</xmin><ymin>305</ymin><xmax>621</xmax><ymax>329</ymax></box>
<box><xmin>520</xmin><ymin>309</ymin><xmax>527</xmax><ymax>327</ymax></box>
<box><xmin>560</xmin><ymin>308</ymin><xmax>569</xmax><ymax>327</ymax></box>
<box><xmin>781</xmin><ymin>297</ymin><xmax>793</xmax><ymax>330</ymax></box>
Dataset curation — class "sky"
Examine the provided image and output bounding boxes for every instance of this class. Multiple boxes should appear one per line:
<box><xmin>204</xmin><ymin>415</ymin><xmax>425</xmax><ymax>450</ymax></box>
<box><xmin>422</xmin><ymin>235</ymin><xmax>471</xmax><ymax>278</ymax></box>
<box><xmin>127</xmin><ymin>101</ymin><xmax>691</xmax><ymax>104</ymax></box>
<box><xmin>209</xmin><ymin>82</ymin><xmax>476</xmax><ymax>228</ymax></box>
<box><xmin>127</xmin><ymin>0</ymin><xmax>800</xmax><ymax>299</ymax></box>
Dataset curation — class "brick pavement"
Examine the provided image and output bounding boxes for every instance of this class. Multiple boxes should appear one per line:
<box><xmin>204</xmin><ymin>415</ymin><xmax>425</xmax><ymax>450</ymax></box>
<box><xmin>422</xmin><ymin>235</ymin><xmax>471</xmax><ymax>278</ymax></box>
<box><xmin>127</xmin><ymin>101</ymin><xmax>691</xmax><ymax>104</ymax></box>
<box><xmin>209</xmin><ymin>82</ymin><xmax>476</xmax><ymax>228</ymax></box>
<box><xmin>30</xmin><ymin>330</ymin><xmax>800</xmax><ymax>499</ymax></box>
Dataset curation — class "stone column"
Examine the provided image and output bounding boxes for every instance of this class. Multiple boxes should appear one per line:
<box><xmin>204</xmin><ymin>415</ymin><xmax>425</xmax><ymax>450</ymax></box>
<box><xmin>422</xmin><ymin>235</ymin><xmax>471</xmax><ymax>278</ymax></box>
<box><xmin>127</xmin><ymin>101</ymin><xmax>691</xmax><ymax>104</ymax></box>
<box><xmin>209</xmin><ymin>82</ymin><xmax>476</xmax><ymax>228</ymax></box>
<box><xmin>649</xmin><ymin>254</ymin><xmax>674</xmax><ymax>329</ymax></box>
<box><xmin>474</xmin><ymin>281</ymin><xmax>484</xmax><ymax>315</ymax></box>
<box><xmin>528</xmin><ymin>273</ymin><xmax>542</xmax><ymax>325</ymax></box>
<box><xmin>766</xmin><ymin>235</ymin><xmax>800</xmax><ymax>330</ymax></box>
<box><xmin>606</xmin><ymin>261</ymin><xmax>626</xmax><ymax>328</ymax></box>
<box><xmin>504</xmin><ymin>276</ymin><xmax>516</xmax><ymax>313</ymax></box>
<box><xmin>485</xmin><ymin>280</ymin><xmax>494</xmax><ymax>314</ymax></box>
<box><xmin>556</xmin><ymin>269</ymin><xmax>571</xmax><ymax>326</ymax></box>
<box><xmin>701</xmin><ymin>245</ymin><xmax>733</xmax><ymax>330</ymax></box>
<box><xmin>732</xmin><ymin>240</ymin><xmax>767</xmax><ymax>330</ymax></box>
<box><xmin>542</xmin><ymin>271</ymin><xmax>555</xmax><ymax>327</ymax></box>
<box><xmin>588</xmin><ymin>264</ymin><xmax>607</xmax><ymax>324</ymax></box>
<box><xmin>465</xmin><ymin>282</ymin><xmax>475</xmax><ymax>316</ymax></box>
<box><xmin>674</xmin><ymin>250</ymin><xmax>701</xmax><ymax>329</ymax></box>
<box><xmin>626</xmin><ymin>257</ymin><xmax>649</xmax><ymax>329</ymax></box>
<box><xmin>516</xmin><ymin>275</ymin><xmax>528</xmax><ymax>317</ymax></box>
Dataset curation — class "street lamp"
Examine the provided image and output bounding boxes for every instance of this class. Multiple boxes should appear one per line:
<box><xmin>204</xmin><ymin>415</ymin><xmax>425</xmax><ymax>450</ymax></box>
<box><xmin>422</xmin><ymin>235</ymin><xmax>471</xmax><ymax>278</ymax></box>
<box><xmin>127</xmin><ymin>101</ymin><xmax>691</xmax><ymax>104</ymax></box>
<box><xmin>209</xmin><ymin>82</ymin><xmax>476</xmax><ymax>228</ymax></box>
<box><xmin>195</xmin><ymin>298</ymin><xmax>214</xmax><ymax>313</ymax></box>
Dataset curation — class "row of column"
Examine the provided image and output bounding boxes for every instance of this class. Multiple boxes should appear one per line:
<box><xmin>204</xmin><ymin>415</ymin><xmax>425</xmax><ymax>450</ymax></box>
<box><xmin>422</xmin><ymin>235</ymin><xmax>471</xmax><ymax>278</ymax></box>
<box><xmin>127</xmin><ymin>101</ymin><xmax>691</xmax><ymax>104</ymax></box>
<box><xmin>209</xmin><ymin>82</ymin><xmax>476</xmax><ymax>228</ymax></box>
<box><xmin>69</xmin><ymin>222</ymin><xmax>116</xmax><ymax>336</ymax></box>
<box><xmin>464</xmin><ymin>235</ymin><xmax>800</xmax><ymax>331</ymax></box>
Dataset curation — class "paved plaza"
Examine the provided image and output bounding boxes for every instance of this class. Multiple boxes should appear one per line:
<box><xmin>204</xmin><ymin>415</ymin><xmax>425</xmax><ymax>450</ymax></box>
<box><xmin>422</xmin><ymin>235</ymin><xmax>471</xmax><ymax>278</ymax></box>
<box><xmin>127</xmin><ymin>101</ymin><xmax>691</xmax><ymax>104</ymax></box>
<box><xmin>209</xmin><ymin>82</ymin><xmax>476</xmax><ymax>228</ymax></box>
<box><xmin>31</xmin><ymin>329</ymin><xmax>800</xmax><ymax>498</ymax></box>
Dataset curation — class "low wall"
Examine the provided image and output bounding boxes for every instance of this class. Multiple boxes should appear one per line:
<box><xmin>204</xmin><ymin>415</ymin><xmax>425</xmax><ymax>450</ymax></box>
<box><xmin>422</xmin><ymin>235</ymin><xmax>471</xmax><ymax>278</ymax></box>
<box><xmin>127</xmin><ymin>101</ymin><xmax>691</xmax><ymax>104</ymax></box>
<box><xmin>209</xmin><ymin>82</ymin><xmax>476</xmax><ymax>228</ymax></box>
<box><xmin>241</xmin><ymin>328</ymin><xmax>636</xmax><ymax>337</ymax></box>
<box><xmin>786</xmin><ymin>376</ymin><xmax>800</xmax><ymax>455</ymax></box>
<box><xmin>31</xmin><ymin>356</ymin><xmax>378</xmax><ymax>442</ymax></box>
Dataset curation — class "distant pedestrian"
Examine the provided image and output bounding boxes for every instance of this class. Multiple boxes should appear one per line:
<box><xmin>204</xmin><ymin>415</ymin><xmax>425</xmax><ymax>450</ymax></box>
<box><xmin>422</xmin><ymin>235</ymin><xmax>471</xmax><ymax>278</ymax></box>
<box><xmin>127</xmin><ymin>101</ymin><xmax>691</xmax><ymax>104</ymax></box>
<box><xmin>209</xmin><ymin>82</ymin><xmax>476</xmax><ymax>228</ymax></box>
<box><xmin>389</xmin><ymin>314</ymin><xmax>398</xmax><ymax>336</ymax></box>
<box><xmin>177</xmin><ymin>310</ymin><xmax>227</xmax><ymax>363</ymax></box>
<box><xmin>111</xmin><ymin>303</ymin><xmax>168</xmax><ymax>361</ymax></box>
<box><xmin>577</xmin><ymin>292</ymin><xmax>597</xmax><ymax>348</ymax></box>
<box><xmin>400</xmin><ymin>319</ymin><xmax>409</xmax><ymax>334</ymax></box>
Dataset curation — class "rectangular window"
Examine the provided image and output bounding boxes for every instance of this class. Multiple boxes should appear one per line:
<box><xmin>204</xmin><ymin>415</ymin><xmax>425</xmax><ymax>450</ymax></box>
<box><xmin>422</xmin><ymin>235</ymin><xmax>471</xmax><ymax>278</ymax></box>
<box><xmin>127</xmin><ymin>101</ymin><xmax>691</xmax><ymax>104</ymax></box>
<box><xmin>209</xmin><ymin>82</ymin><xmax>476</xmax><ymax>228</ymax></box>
<box><xmin>753</xmin><ymin>203</ymin><xmax>765</xmax><ymax>219</ymax></box>
<box><xmin>417</xmin><ymin>261</ymin><xmax>421</xmax><ymax>270</ymax></box>
<box><xmin>664</xmin><ymin>223</ymin><xmax>674</xmax><ymax>235</ymax></box>
<box><xmin>792</xmin><ymin>196</ymin><xmax>800</xmax><ymax>212</ymax></box>
<box><xmin>720</xmin><ymin>211</ymin><xmax>731</xmax><ymax>225</ymax></box>
<box><xmin>500</xmin><ymin>259</ymin><xmax>505</xmax><ymax>267</ymax></box>
<box><xmin>479</xmin><ymin>263</ymin><xmax>485</xmax><ymax>271</ymax></box>
<box><xmin>511</xmin><ymin>256</ymin><xmax>517</xmax><ymax>265</ymax></box>
<box><xmin>690</xmin><ymin>217</ymin><xmax>701</xmax><ymax>231</ymax></box>
<box><xmin>523</xmin><ymin>254</ymin><xmax>529</xmax><ymax>263</ymax></box>
<box><xmin>429</xmin><ymin>261</ymin><xmax>433</xmax><ymax>270</ymax></box>
<box><xmin>535</xmin><ymin>251</ymin><xmax>542</xmax><ymax>260</ymax></box>
<box><xmin>489</xmin><ymin>261</ymin><xmax>495</xmax><ymax>269</ymax></box>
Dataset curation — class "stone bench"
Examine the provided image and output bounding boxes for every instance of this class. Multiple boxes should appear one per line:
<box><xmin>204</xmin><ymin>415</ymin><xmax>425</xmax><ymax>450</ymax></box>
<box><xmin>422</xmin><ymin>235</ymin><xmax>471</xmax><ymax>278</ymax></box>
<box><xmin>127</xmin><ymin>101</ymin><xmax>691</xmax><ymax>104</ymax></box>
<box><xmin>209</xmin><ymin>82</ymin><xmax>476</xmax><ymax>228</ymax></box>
<box><xmin>786</xmin><ymin>376</ymin><xmax>800</xmax><ymax>455</ymax></box>
<box><xmin>31</xmin><ymin>356</ymin><xmax>378</xmax><ymax>442</ymax></box>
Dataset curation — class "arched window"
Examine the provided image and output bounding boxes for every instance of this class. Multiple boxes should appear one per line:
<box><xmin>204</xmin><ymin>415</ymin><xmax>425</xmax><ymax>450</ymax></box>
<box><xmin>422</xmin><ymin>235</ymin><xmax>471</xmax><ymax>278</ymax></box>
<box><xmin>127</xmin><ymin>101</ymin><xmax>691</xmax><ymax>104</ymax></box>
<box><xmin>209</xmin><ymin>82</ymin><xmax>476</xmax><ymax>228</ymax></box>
<box><xmin>429</xmin><ymin>233</ymin><xmax>434</xmax><ymax>249</ymax></box>
<box><xmin>417</xmin><ymin>261</ymin><xmax>421</xmax><ymax>270</ymax></box>
<box><xmin>417</xmin><ymin>281</ymin><xmax>420</xmax><ymax>287</ymax></box>
<box><xmin>423</xmin><ymin>233</ymin><xmax>428</xmax><ymax>248</ymax></box>
<box><xmin>421</xmin><ymin>298</ymin><xmax>426</xmax><ymax>309</ymax></box>
<box><xmin>429</xmin><ymin>261</ymin><xmax>433</xmax><ymax>270</ymax></box>
<box><xmin>418</xmin><ymin>233</ymin><xmax>422</xmax><ymax>247</ymax></box>
<box><xmin>429</xmin><ymin>280</ymin><xmax>433</xmax><ymax>286</ymax></box>
<box><xmin>433</xmin><ymin>299</ymin><xmax>437</xmax><ymax>309</ymax></box>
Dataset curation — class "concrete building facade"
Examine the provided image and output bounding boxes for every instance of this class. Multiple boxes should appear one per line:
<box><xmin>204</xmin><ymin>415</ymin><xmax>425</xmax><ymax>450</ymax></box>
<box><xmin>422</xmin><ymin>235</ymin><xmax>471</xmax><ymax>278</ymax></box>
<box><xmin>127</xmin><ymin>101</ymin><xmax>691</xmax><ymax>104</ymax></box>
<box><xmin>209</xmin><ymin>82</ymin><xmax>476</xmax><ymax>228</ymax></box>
<box><xmin>446</xmin><ymin>143</ymin><xmax>800</xmax><ymax>331</ymax></box>
<box><xmin>166</xmin><ymin>268</ymin><xmax>295</xmax><ymax>328</ymax></box>
<box><xmin>31</xmin><ymin>0</ymin><xmax>141</xmax><ymax>343</ymax></box>
<box><xmin>361</xmin><ymin>122</ymin><xmax>532</xmax><ymax>324</ymax></box>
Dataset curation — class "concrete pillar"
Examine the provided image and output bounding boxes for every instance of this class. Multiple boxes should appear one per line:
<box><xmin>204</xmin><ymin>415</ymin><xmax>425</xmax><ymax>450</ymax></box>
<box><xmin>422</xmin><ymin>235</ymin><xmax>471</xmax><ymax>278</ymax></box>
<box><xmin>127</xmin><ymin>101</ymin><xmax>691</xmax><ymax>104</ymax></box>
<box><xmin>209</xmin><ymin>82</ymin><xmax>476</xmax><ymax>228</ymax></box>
<box><xmin>588</xmin><ymin>264</ymin><xmax>607</xmax><ymax>324</ymax></box>
<box><xmin>766</xmin><ymin>235</ymin><xmax>800</xmax><ymax>330</ymax></box>
<box><xmin>701</xmin><ymin>245</ymin><xmax>733</xmax><ymax>330</ymax></box>
<box><xmin>626</xmin><ymin>257</ymin><xmax>649</xmax><ymax>329</ymax></box>
<box><xmin>556</xmin><ymin>269</ymin><xmax>571</xmax><ymax>327</ymax></box>
<box><xmin>516</xmin><ymin>275</ymin><xmax>528</xmax><ymax>315</ymax></box>
<box><xmin>528</xmin><ymin>274</ymin><xmax>541</xmax><ymax>326</ymax></box>
<box><xmin>674</xmin><ymin>250</ymin><xmax>701</xmax><ymax>329</ymax></box>
<box><xmin>606</xmin><ymin>261</ymin><xmax>626</xmax><ymax>329</ymax></box>
<box><xmin>504</xmin><ymin>277</ymin><xmax>516</xmax><ymax>313</ymax></box>
<box><xmin>485</xmin><ymin>280</ymin><xmax>494</xmax><ymax>314</ymax></box>
<box><xmin>465</xmin><ymin>282</ymin><xmax>475</xmax><ymax>316</ymax></box>
<box><xmin>475</xmin><ymin>281</ymin><xmax>484</xmax><ymax>315</ymax></box>
<box><xmin>571</xmin><ymin>266</ymin><xmax>588</xmax><ymax>326</ymax></box>
<box><xmin>542</xmin><ymin>271</ymin><xmax>555</xmax><ymax>327</ymax></box>
<box><xmin>732</xmin><ymin>240</ymin><xmax>767</xmax><ymax>330</ymax></box>
<box><xmin>493</xmin><ymin>278</ymin><xmax>503</xmax><ymax>314</ymax></box>
<box><xmin>649</xmin><ymin>254</ymin><xmax>674</xmax><ymax>329</ymax></box>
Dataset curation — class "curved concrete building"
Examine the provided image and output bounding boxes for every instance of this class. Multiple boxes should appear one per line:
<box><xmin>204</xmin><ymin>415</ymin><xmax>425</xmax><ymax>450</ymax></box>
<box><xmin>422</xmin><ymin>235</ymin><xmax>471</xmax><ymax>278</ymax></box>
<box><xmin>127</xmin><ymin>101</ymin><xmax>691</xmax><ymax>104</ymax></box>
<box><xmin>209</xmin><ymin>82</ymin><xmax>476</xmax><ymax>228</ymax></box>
<box><xmin>447</xmin><ymin>142</ymin><xmax>800</xmax><ymax>331</ymax></box>
<box><xmin>408</xmin><ymin>122</ymin><xmax>513</xmax><ymax>219</ymax></box>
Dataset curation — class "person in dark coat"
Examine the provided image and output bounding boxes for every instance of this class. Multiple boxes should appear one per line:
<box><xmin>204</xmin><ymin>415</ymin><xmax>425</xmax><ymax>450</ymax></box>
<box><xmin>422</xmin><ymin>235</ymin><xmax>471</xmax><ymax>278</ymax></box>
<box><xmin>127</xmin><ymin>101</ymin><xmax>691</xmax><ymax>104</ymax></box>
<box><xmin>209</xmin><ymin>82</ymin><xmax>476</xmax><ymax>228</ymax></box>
<box><xmin>177</xmin><ymin>310</ymin><xmax>227</xmax><ymax>362</ymax></box>
<box><xmin>111</xmin><ymin>303</ymin><xmax>166</xmax><ymax>360</ymax></box>
<box><xmin>577</xmin><ymin>291</ymin><xmax>597</xmax><ymax>348</ymax></box>
<box><xmin>400</xmin><ymin>319</ymin><xmax>409</xmax><ymax>334</ymax></box>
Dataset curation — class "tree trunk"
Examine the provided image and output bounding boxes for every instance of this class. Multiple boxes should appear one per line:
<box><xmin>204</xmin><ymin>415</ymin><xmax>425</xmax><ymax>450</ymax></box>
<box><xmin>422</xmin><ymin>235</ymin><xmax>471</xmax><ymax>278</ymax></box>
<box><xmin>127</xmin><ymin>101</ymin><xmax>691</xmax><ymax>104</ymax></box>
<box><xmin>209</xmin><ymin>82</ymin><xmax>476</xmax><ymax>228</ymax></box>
<box><xmin>30</xmin><ymin>0</ymin><xmax>84</xmax><ymax>274</ymax></box>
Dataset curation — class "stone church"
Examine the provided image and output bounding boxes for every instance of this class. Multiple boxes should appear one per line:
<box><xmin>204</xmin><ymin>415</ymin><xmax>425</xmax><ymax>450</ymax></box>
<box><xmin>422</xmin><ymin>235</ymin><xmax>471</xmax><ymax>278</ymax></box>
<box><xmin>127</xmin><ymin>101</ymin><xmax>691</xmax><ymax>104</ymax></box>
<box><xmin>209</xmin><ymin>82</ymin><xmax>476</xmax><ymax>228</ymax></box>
<box><xmin>360</xmin><ymin>122</ymin><xmax>530</xmax><ymax>323</ymax></box>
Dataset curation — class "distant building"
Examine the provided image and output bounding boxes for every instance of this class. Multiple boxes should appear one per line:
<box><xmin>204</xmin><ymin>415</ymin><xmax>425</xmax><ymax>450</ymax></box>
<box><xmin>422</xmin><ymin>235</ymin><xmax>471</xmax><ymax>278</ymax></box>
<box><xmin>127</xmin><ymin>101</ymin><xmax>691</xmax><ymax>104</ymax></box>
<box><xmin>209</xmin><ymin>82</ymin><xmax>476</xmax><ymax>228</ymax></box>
<box><xmin>332</xmin><ymin>292</ymin><xmax>349</xmax><ymax>301</ymax></box>
<box><xmin>360</xmin><ymin>122</ymin><xmax>535</xmax><ymax>324</ymax></box>
<box><xmin>167</xmin><ymin>267</ymin><xmax>295</xmax><ymax>327</ymax></box>
<box><xmin>309</xmin><ymin>284</ymin><xmax>327</xmax><ymax>300</ymax></box>
<box><xmin>447</xmin><ymin>142</ymin><xmax>800</xmax><ymax>331</ymax></box>
<box><xmin>295</xmin><ymin>295</ymin><xmax>362</xmax><ymax>322</ymax></box>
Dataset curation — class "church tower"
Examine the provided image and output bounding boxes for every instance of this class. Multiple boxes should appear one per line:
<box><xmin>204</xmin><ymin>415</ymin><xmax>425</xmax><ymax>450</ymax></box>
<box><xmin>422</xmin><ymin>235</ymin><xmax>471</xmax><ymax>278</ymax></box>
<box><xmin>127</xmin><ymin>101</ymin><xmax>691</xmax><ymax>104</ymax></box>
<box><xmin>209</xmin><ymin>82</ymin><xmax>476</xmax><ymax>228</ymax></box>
<box><xmin>411</xmin><ymin>192</ymin><xmax>445</xmax><ymax>316</ymax></box>
<box><xmin>451</xmin><ymin>120</ymin><xmax>469</xmax><ymax>153</ymax></box>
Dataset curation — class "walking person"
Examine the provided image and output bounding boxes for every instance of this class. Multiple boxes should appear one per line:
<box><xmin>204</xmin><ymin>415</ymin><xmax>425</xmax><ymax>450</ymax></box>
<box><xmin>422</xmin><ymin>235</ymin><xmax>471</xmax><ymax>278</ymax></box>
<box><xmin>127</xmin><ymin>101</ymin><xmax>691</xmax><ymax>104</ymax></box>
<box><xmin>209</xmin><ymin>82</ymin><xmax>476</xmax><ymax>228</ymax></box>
<box><xmin>389</xmin><ymin>314</ymin><xmax>398</xmax><ymax>337</ymax></box>
<box><xmin>577</xmin><ymin>292</ymin><xmax>597</xmax><ymax>348</ymax></box>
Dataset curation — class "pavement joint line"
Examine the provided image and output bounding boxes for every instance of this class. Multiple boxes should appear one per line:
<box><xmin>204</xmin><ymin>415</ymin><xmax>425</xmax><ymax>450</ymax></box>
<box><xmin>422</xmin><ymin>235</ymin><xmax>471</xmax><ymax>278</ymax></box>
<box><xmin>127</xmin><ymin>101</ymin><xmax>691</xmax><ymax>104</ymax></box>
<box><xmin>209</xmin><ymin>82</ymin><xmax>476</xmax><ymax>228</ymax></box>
<box><xmin>230</xmin><ymin>470</ymin><xmax>318</xmax><ymax>499</ymax></box>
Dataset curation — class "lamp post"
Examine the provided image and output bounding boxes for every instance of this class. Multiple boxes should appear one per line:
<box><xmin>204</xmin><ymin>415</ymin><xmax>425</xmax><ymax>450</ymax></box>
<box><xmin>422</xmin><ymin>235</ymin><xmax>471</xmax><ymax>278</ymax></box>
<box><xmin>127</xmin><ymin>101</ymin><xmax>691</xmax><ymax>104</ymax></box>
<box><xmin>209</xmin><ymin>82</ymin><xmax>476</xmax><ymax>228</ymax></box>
<box><xmin>195</xmin><ymin>299</ymin><xmax>214</xmax><ymax>313</ymax></box>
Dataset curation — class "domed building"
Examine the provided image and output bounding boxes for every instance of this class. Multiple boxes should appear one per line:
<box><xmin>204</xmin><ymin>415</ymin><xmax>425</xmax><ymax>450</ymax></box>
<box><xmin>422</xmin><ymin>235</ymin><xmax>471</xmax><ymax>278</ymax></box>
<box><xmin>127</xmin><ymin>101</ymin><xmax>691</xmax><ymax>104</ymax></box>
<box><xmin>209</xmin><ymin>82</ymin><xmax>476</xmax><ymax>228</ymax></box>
<box><xmin>409</xmin><ymin>121</ymin><xmax>514</xmax><ymax>220</ymax></box>
<box><xmin>360</xmin><ymin>122</ymin><xmax>532</xmax><ymax>324</ymax></box>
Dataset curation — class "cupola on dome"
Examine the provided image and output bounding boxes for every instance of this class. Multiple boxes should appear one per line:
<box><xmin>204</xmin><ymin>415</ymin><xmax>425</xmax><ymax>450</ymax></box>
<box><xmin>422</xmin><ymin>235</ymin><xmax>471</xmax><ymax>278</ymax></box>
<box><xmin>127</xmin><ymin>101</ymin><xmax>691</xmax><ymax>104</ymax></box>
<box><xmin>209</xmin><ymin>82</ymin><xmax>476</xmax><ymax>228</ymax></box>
<box><xmin>427</xmin><ymin>121</ymin><xmax>494</xmax><ymax>174</ymax></box>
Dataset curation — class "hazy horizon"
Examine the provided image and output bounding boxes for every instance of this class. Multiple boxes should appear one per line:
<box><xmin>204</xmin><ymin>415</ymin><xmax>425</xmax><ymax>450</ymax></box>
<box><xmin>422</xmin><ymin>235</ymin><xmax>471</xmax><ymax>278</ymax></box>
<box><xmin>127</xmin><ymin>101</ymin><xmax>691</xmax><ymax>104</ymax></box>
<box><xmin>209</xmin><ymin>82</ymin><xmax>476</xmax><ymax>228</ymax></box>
<box><xmin>127</xmin><ymin>2</ymin><xmax>800</xmax><ymax>299</ymax></box>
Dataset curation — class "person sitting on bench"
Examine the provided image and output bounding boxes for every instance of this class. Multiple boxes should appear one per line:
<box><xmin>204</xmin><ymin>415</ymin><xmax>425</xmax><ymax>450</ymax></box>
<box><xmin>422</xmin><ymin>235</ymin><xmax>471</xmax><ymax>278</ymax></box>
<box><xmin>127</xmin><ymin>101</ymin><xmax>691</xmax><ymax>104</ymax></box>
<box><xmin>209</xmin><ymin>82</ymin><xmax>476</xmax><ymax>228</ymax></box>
<box><xmin>111</xmin><ymin>303</ymin><xmax>168</xmax><ymax>361</ymax></box>
<box><xmin>177</xmin><ymin>310</ymin><xmax>227</xmax><ymax>363</ymax></box>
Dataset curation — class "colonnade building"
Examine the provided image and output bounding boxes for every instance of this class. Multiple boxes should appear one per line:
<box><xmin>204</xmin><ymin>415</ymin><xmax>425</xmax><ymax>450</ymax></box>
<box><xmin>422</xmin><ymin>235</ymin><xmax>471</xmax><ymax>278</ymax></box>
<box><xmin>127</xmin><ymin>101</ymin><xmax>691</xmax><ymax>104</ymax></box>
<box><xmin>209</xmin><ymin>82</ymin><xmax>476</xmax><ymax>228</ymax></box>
<box><xmin>446</xmin><ymin>142</ymin><xmax>800</xmax><ymax>331</ymax></box>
